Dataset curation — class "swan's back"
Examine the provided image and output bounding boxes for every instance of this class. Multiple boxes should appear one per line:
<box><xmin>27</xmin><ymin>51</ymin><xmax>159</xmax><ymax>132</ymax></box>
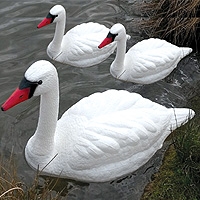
<box><xmin>63</xmin><ymin>90</ymin><xmax>158</xmax><ymax>119</ymax></box>
<box><xmin>131</xmin><ymin>38</ymin><xmax>192</xmax><ymax>57</ymax></box>
<box><xmin>62</xmin><ymin>90</ymin><xmax>193</xmax><ymax>129</ymax></box>
<box><xmin>123</xmin><ymin>38</ymin><xmax>192</xmax><ymax>83</ymax></box>
<box><xmin>61</xmin><ymin>22</ymin><xmax>116</xmax><ymax>67</ymax></box>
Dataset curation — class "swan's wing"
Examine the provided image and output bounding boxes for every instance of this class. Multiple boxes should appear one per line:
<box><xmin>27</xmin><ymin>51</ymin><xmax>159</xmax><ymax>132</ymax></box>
<box><xmin>62</xmin><ymin>90</ymin><xmax>171</xmax><ymax>170</ymax></box>
<box><xmin>63</xmin><ymin>22</ymin><xmax>116</xmax><ymax>61</ymax></box>
<box><xmin>125</xmin><ymin>38</ymin><xmax>182</xmax><ymax>76</ymax></box>
<box><xmin>67</xmin><ymin>108</ymin><xmax>171</xmax><ymax>171</ymax></box>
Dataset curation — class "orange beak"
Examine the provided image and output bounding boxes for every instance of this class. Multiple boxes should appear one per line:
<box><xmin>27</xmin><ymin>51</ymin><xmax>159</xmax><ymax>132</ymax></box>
<box><xmin>1</xmin><ymin>87</ymin><xmax>30</xmax><ymax>111</ymax></box>
<box><xmin>37</xmin><ymin>17</ymin><xmax>52</xmax><ymax>28</ymax></box>
<box><xmin>98</xmin><ymin>37</ymin><xmax>113</xmax><ymax>49</ymax></box>
<box><xmin>1</xmin><ymin>77</ymin><xmax>40</xmax><ymax>111</ymax></box>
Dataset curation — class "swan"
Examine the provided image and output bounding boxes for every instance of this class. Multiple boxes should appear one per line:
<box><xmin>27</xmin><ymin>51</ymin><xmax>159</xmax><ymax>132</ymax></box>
<box><xmin>37</xmin><ymin>5</ymin><xmax>118</xmax><ymax>67</ymax></box>
<box><xmin>98</xmin><ymin>23</ymin><xmax>193</xmax><ymax>84</ymax></box>
<box><xmin>1</xmin><ymin>60</ymin><xmax>195</xmax><ymax>182</ymax></box>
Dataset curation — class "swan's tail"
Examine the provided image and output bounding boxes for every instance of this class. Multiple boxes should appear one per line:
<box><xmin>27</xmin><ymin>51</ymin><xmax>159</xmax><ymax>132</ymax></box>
<box><xmin>126</xmin><ymin>34</ymin><xmax>131</xmax><ymax>41</ymax></box>
<box><xmin>181</xmin><ymin>47</ymin><xmax>193</xmax><ymax>58</ymax></box>
<box><xmin>170</xmin><ymin>108</ymin><xmax>195</xmax><ymax>131</ymax></box>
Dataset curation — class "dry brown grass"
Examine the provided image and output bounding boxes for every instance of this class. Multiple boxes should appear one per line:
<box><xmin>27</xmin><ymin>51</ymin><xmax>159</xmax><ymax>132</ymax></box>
<box><xmin>0</xmin><ymin>151</ymin><xmax>65</xmax><ymax>199</ymax></box>
<box><xmin>0</xmin><ymin>150</ymin><xmax>24</xmax><ymax>199</ymax></box>
<box><xmin>139</xmin><ymin>0</ymin><xmax>200</xmax><ymax>50</ymax></box>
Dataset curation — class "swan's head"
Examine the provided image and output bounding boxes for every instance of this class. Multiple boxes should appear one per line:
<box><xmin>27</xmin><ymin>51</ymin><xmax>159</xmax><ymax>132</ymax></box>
<box><xmin>1</xmin><ymin>60</ymin><xmax>58</xmax><ymax>111</ymax></box>
<box><xmin>37</xmin><ymin>5</ymin><xmax>65</xmax><ymax>28</ymax></box>
<box><xmin>98</xmin><ymin>23</ymin><xmax>126</xmax><ymax>49</ymax></box>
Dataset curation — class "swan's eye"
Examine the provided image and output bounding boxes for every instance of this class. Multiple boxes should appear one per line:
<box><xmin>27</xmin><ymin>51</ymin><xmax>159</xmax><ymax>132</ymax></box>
<box><xmin>38</xmin><ymin>80</ymin><xmax>43</xmax><ymax>85</ymax></box>
<box><xmin>46</xmin><ymin>13</ymin><xmax>58</xmax><ymax>23</ymax></box>
<box><xmin>107</xmin><ymin>32</ymin><xmax>118</xmax><ymax>42</ymax></box>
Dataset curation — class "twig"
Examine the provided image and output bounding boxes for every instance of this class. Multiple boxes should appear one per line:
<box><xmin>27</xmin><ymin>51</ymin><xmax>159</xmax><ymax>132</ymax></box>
<box><xmin>0</xmin><ymin>187</ymin><xmax>24</xmax><ymax>198</ymax></box>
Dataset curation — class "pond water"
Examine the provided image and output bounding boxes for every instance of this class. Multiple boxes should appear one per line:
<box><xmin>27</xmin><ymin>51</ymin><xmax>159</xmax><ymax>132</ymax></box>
<box><xmin>0</xmin><ymin>0</ymin><xmax>199</xmax><ymax>199</ymax></box>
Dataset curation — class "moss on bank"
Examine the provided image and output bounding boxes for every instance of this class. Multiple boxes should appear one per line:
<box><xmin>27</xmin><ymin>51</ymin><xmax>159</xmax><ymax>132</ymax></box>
<box><xmin>141</xmin><ymin>95</ymin><xmax>200</xmax><ymax>200</ymax></box>
<box><xmin>141</xmin><ymin>123</ymin><xmax>200</xmax><ymax>199</ymax></box>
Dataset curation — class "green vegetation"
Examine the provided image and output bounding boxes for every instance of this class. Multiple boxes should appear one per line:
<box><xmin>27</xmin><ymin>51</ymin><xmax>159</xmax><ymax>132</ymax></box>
<box><xmin>141</xmin><ymin>95</ymin><xmax>200</xmax><ymax>200</ymax></box>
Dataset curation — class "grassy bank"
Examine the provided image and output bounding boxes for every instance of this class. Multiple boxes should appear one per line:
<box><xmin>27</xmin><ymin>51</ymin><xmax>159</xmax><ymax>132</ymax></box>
<box><xmin>141</xmin><ymin>95</ymin><xmax>200</xmax><ymax>200</ymax></box>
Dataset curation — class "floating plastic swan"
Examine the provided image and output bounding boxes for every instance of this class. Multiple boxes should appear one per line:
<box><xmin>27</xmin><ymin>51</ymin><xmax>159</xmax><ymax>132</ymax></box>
<box><xmin>98</xmin><ymin>23</ymin><xmax>193</xmax><ymax>84</ymax></box>
<box><xmin>1</xmin><ymin>60</ymin><xmax>195</xmax><ymax>182</ymax></box>
<box><xmin>37</xmin><ymin>5</ymin><xmax>118</xmax><ymax>67</ymax></box>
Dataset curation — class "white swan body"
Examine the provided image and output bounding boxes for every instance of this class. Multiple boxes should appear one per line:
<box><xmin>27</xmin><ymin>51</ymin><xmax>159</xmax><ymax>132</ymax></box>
<box><xmin>98</xmin><ymin>23</ymin><xmax>193</xmax><ymax>84</ymax></box>
<box><xmin>1</xmin><ymin>60</ymin><xmax>195</xmax><ymax>182</ymax></box>
<box><xmin>37</xmin><ymin>5</ymin><xmax>117</xmax><ymax>67</ymax></box>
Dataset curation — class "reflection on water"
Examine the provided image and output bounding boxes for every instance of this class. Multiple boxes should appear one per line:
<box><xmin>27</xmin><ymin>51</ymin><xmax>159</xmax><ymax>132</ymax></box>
<box><xmin>0</xmin><ymin>0</ymin><xmax>199</xmax><ymax>199</ymax></box>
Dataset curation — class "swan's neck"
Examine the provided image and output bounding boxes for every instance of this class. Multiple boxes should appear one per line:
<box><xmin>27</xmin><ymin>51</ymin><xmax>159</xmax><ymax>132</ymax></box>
<box><xmin>30</xmin><ymin>81</ymin><xmax>59</xmax><ymax>156</ymax></box>
<box><xmin>49</xmin><ymin>13</ymin><xmax>66</xmax><ymax>54</ymax></box>
<box><xmin>110</xmin><ymin>37</ymin><xmax>126</xmax><ymax>78</ymax></box>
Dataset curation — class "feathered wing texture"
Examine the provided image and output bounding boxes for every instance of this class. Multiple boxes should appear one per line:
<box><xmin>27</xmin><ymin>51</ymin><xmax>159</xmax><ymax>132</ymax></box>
<box><xmin>58</xmin><ymin>90</ymin><xmax>194</xmax><ymax>171</ymax></box>
<box><xmin>65</xmin><ymin>108</ymin><xmax>169</xmax><ymax>171</ymax></box>
<box><xmin>122</xmin><ymin>38</ymin><xmax>192</xmax><ymax>83</ymax></box>
<box><xmin>125</xmin><ymin>39</ymin><xmax>185</xmax><ymax>76</ymax></box>
<box><xmin>62</xmin><ymin>22</ymin><xmax>116</xmax><ymax>62</ymax></box>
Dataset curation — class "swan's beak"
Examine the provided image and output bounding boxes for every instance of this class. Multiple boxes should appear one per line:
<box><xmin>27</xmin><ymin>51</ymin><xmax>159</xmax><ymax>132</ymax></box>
<box><xmin>98</xmin><ymin>37</ymin><xmax>113</xmax><ymax>49</ymax></box>
<box><xmin>98</xmin><ymin>32</ymin><xmax>117</xmax><ymax>49</ymax></box>
<box><xmin>37</xmin><ymin>17</ymin><xmax>52</xmax><ymax>28</ymax></box>
<box><xmin>37</xmin><ymin>13</ymin><xmax>58</xmax><ymax>28</ymax></box>
<box><xmin>1</xmin><ymin>77</ymin><xmax>39</xmax><ymax>111</ymax></box>
<box><xmin>1</xmin><ymin>87</ymin><xmax>30</xmax><ymax>111</ymax></box>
